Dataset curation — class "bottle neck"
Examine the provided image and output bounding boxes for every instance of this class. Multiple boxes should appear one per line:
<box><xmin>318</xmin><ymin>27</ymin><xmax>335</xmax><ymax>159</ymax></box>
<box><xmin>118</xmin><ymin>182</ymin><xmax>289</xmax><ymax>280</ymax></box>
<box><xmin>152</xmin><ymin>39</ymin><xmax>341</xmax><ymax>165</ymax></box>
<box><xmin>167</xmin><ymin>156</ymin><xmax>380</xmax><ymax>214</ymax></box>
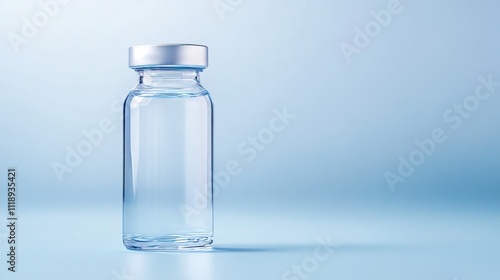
<box><xmin>137</xmin><ymin>68</ymin><xmax>201</xmax><ymax>87</ymax></box>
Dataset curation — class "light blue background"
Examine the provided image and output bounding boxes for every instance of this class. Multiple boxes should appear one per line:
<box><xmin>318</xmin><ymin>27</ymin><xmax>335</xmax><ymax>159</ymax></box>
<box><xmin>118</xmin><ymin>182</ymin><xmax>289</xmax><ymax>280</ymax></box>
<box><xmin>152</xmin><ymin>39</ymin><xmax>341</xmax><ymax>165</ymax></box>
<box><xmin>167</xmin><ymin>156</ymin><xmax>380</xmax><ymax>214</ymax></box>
<box><xmin>0</xmin><ymin>0</ymin><xmax>499</xmax><ymax>279</ymax></box>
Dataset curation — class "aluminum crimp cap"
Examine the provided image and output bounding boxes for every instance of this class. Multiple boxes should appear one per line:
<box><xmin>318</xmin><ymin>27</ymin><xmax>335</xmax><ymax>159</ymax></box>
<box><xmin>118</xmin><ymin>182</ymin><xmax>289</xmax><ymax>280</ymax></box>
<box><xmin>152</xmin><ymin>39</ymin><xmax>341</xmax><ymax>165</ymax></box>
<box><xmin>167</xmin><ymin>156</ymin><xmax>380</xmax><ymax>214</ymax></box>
<box><xmin>129</xmin><ymin>44</ymin><xmax>208</xmax><ymax>69</ymax></box>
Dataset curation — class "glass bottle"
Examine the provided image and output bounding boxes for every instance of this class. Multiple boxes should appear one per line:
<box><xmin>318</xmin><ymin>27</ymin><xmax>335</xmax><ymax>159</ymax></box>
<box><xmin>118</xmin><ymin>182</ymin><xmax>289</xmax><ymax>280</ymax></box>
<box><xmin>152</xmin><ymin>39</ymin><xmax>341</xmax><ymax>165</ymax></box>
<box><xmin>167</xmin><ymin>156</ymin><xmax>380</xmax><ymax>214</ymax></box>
<box><xmin>123</xmin><ymin>44</ymin><xmax>213</xmax><ymax>250</ymax></box>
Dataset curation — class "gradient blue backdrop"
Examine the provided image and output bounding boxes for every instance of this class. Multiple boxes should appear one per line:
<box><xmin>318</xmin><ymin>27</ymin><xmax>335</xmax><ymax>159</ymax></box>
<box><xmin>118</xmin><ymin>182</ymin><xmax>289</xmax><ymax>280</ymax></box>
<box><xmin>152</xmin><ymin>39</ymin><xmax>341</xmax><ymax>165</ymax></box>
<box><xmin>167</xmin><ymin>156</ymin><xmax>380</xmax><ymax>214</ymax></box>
<box><xmin>0</xmin><ymin>0</ymin><xmax>499</xmax><ymax>279</ymax></box>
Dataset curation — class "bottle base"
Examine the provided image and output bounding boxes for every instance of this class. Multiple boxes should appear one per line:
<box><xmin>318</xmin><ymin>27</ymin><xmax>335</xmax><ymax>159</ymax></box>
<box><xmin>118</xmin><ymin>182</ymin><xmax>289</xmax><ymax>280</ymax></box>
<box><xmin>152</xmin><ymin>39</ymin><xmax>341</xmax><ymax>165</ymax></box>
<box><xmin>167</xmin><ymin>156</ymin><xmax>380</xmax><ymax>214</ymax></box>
<box><xmin>123</xmin><ymin>234</ymin><xmax>213</xmax><ymax>251</ymax></box>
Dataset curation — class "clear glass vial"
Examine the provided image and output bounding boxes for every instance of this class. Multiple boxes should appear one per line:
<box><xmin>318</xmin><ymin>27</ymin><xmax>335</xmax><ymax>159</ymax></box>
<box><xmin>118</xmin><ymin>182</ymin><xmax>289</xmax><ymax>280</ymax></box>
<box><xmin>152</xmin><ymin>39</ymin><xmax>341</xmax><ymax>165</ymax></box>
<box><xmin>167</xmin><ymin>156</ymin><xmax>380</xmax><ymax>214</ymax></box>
<box><xmin>123</xmin><ymin>44</ymin><xmax>213</xmax><ymax>250</ymax></box>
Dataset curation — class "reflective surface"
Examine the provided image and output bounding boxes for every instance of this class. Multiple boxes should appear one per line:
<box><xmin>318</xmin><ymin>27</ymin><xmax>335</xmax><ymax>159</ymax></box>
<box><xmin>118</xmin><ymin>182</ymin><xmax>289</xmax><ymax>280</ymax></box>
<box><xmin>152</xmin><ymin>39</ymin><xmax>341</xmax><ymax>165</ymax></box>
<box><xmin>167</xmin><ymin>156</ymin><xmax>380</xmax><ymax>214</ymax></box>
<box><xmin>2</xmin><ymin>196</ymin><xmax>499</xmax><ymax>280</ymax></box>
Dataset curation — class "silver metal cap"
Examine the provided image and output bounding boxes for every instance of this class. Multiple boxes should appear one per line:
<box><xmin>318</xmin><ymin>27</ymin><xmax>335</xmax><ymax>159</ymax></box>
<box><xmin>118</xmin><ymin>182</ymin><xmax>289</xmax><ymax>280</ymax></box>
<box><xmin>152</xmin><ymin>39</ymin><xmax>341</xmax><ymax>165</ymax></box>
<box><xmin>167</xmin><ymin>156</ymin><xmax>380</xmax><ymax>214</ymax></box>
<box><xmin>129</xmin><ymin>44</ymin><xmax>208</xmax><ymax>69</ymax></box>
